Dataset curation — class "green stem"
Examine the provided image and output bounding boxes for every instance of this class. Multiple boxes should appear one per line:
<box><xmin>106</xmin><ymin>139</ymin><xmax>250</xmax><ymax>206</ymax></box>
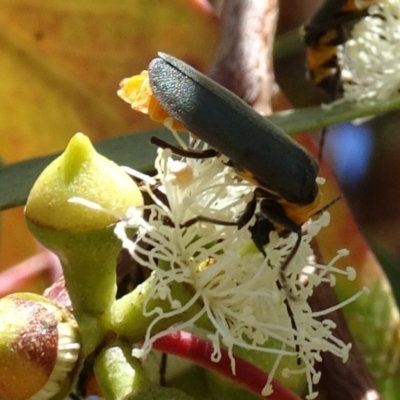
<box><xmin>111</xmin><ymin>274</ymin><xmax>214</xmax><ymax>342</ymax></box>
<box><xmin>26</xmin><ymin>221</ymin><xmax>122</xmax><ymax>355</ymax></box>
<box><xmin>268</xmin><ymin>95</ymin><xmax>400</xmax><ymax>135</ymax></box>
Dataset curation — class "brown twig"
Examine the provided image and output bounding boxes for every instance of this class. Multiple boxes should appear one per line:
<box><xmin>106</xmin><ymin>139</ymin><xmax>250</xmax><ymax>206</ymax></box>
<box><xmin>208</xmin><ymin>0</ymin><xmax>279</xmax><ymax>115</ymax></box>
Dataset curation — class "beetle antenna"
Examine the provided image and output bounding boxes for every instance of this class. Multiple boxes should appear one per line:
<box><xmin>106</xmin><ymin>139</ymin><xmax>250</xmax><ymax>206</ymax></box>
<box><xmin>276</xmin><ymin>278</ymin><xmax>301</xmax><ymax>365</ymax></box>
<box><xmin>312</xmin><ymin>195</ymin><xmax>342</xmax><ymax>219</ymax></box>
<box><xmin>318</xmin><ymin>127</ymin><xmax>327</xmax><ymax>164</ymax></box>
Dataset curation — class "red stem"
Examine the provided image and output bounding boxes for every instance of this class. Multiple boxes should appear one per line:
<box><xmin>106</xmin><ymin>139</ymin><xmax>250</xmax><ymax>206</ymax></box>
<box><xmin>153</xmin><ymin>331</ymin><xmax>302</xmax><ymax>400</ymax></box>
<box><xmin>0</xmin><ymin>248</ymin><xmax>61</xmax><ymax>297</ymax></box>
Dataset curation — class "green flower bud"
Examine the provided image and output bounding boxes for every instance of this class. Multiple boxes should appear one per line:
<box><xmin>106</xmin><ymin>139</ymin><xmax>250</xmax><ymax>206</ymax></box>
<box><xmin>94</xmin><ymin>342</ymin><xmax>152</xmax><ymax>400</ymax></box>
<box><xmin>25</xmin><ymin>133</ymin><xmax>143</xmax><ymax>354</ymax></box>
<box><xmin>0</xmin><ymin>293</ymin><xmax>80</xmax><ymax>400</ymax></box>
<box><xmin>25</xmin><ymin>132</ymin><xmax>142</xmax><ymax>231</ymax></box>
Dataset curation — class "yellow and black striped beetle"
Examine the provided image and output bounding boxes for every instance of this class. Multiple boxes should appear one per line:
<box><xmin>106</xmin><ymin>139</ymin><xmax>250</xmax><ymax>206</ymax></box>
<box><xmin>304</xmin><ymin>0</ymin><xmax>379</xmax><ymax>97</ymax></box>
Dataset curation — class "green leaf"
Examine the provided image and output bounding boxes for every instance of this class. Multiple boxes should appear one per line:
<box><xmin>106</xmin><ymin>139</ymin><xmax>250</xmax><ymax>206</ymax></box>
<box><xmin>4</xmin><ymin>92</ymin><xmax>400</xmax><ymax>212</ymax></box>
<box><xmin>0</xmin><ymin>128</ymin><xmax>173</xmax><ymax>211</ymax></box>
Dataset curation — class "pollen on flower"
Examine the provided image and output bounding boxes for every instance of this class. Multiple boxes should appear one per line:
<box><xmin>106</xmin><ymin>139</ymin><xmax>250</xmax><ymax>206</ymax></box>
<box><xmin>166</xmin><ymin>158</ymin><xmax>194</xmax><ymax>185</ymax></box>
<box><xmin>338</xmin><ymin>0</ymin><xmax>400</xmax><ymax>102</ymax></box>
<box><xmin>114</xmin><ymin>139</ymin><xmax>364</xmax><ymax>399</ymax></box>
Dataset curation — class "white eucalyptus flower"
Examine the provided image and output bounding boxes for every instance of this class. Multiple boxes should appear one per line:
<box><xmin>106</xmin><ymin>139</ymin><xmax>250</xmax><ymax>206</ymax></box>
<box><xmin>115</xmin><ymin>144</ymin><xmax>365</xmax><ymax>400</ymax></box>
<box><xmin>340</xmin><ymin>0</ymin><xmax>400</xmax><ymax>102</ymax></box>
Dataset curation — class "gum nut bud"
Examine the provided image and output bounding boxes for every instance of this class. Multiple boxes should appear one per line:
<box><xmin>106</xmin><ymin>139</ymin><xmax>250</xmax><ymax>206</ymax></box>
<box><xmin>25</xmin><ymin>132</ymin><xmax>143</xmax><ymax>232</ymax></box>
<box><xmin>0</xmin><ymin>293</ymin><xmax>81</xmax><ymax>400</ymax></box>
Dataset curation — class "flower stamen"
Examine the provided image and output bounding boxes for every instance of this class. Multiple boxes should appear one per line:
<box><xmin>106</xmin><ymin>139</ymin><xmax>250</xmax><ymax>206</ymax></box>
<box><xmin>112</xmin><ymin>140</ymin><xmax>364</xmax><ymax>399</ymax></box>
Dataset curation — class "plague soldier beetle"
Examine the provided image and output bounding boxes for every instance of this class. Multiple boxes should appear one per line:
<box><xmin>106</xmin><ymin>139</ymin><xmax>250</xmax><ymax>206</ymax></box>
<box><xmin>146</xmin><ymin>53</ymin><xmax>322</xmax><ymax>275</ymax></box>
<box><xmin>304</xmin><ymin>0</ymin><xmax>379</xmax><ymax>97</ymax></box>
<box><xmin>119</xmin><ymin>52</ymin><xmax>324</xmax><ymax>297</ymax></box>
<box><xmin>119</xmin><ymin>52</ymin><xmax>329</xmax><ymax>362</ymax></box>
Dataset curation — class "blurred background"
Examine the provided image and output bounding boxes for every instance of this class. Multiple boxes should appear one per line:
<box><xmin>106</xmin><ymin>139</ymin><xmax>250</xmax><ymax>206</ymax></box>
<box><xmin>276</xmin><ymin>0</ymin><xmax>400</xmax><ymax>298</ymax></box>
<box><xmin>1</xmin><ymin>0</ymin><xmax>399</xmax><ymax>300</ymax></box>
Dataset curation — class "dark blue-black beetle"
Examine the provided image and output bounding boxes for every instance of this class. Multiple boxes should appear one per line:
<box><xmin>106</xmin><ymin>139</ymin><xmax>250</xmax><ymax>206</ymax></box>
<box><xmin>148</xmin><ymin>53</ymin><xmax>320</xmax><ymax>210</ymax></box>
<box><xmin>144</xmin><ymin>53</ymin><xmax>327</xmax><ymax>302</ymax></box>
<box><xmin>120</xmin><ymin>53</ymin><xmax>328</xmax><ymax>359</ymax></box>
<box><xmin>147</xmin><ymin>52</ymin><xmax>322</xmax><ymax>244</ymax></box>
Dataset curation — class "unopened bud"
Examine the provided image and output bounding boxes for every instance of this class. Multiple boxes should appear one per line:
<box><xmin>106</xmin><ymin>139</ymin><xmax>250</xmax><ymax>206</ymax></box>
<box><xmin>0</xmin><ymin>293</ymin><xmax>80</xmax><ymax>400</ymax></box>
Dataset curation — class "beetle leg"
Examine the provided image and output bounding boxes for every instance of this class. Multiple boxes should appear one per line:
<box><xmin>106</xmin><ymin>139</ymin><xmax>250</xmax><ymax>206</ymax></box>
<box><xmin>278</xmin><ymin>231</ymin><xmax>303</xmax><ymax>300</ymax></box>
<box><xmin>276</xmin><ymin>279</ymin><xmax>301</xmax><ymax>365</ymax></box>
<box><xmin>258</xmin><ymin>197</ymin><xmax>305</xmax><ymax>297</ymax></box>
<box><xmin>237</xmin><ymin>193</ymin><xmax>257</xmax><ymax>229</ymax></box>
<box><xmin>259</xmin><ymin>198</ymin><xmax>302</xmax><ymax>290</ymax></box>
<box><xmin>150</xmin><ymin>136</ymin><xmax>219</xmax><ymax>159</ymax></box>
<box><xmin>258</xmin><ymin>198</ymin><xmax>302</xmax><ymax>362</ymax></box>
<box><xmin>184</xmin><ymin>215</ymin><xmax>238</xmax><ymax>227</ymax></box>
<box><xmin>159</xmin><ymin>353</ymin><xmax>168</xmax><ymax>386</ymax></box>
<box><xmin>235</xmin><ymin>193</ymin><xmax>276</xmax><ymax>256</ymax></box>
<box><xmin>247</xmin><ymin>213</ymin><xmax>275</xmax><ymax>256</ymax></box>
<box><xmin>161</xmin><ymin>214</ymin><xmax>237</xmax><ymax>229</ymax></box>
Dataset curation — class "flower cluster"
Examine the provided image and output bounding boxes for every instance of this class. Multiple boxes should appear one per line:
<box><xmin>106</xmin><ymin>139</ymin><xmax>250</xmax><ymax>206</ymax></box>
<box><xmin>115</xmin><ymin>139</ymin><xmax>364</xmax><ymax>399</ymax></box>
<box><xmin>340</xmin><ymin>0</ymin><xmax>400</xmax><ymax>102</ymax></box>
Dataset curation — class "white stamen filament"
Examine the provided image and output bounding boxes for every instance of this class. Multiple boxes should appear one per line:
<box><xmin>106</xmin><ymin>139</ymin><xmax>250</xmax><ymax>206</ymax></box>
<box><xmin>111</xmin><ymin>145</ymin><xmax>365</xmax><ymax>399</ymax></box>
<box><xmin>338</xmin><ymin>0</ymin><xmax>400</xmax><ymax>102</ymax></box>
